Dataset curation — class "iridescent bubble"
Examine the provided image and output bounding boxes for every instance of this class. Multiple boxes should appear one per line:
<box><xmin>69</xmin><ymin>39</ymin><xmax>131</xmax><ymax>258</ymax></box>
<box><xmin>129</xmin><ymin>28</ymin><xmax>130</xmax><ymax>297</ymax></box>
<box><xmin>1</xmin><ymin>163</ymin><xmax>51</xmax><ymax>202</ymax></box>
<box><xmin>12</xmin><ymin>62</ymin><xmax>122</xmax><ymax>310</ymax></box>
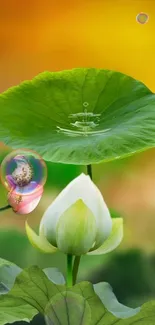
<box><xmin>136</xmin><ymin>12</ymin><xmax>149</xmax><ymax>24</ymax></box>
<box><xmin>7</xmin><ymin>184</ymin><xmax>43</xmax><ymax>214</ymax></box>
<box><xmin>0</xmin><ymin>149</ymin><xmax>47</xmax><ymax>195</ymax></box>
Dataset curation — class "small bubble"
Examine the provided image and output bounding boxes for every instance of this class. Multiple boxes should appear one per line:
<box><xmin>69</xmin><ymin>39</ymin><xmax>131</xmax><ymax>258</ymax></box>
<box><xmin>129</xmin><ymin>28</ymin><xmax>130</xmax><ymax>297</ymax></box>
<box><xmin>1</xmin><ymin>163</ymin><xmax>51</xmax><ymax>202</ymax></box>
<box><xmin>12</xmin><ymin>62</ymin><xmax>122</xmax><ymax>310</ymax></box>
<box><xmin>83</xmin><ymin>102</ymin><xmax>89</xmax><ymax>107</ymax></box>
<box><xmin>136</xmin><ymin>12</ymin><xmax>149</xmax><ymax>24</ymax></box>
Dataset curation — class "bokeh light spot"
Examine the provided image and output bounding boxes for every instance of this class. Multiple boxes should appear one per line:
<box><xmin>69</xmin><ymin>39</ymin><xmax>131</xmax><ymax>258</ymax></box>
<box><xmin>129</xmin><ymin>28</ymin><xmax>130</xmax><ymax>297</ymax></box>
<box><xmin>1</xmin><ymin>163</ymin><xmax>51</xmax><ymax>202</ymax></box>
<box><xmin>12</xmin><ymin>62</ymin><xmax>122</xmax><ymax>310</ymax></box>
<box><xmin>136</xmin><ymin>12</ymin><xmax>149</xmax><ymax>24</ymax></box>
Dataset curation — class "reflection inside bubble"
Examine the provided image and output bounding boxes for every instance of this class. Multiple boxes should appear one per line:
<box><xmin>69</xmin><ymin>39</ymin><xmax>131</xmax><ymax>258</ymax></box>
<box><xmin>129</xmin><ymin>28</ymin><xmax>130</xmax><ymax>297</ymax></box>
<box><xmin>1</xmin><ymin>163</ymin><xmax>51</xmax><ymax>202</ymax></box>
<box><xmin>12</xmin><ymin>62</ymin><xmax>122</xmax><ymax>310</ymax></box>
<box><xmin>1</xmin><ymin>149</ymin><xmax>47</xmax><ymax>195</ymax></box>
<box><xmin>7</xmin><ymin>184</ymin><xmax>43</xmax><ymax>214</ymax></box>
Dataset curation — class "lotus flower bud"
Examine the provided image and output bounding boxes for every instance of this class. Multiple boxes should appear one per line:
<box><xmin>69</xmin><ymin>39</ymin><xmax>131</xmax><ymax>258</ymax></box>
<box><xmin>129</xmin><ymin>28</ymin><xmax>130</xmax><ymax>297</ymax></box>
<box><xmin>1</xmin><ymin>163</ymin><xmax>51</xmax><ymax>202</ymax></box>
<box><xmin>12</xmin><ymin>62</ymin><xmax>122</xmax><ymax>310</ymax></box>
<box><xmin>26</xmin><ymin>174</ymin><xmax>123</xmax><ymax>255</ymax></box>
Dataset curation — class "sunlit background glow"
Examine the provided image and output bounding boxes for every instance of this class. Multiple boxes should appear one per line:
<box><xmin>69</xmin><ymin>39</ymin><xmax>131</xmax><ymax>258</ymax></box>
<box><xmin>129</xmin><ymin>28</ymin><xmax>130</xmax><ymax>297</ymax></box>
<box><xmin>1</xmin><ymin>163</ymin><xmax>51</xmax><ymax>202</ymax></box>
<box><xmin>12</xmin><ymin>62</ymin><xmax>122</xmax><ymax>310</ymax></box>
<box><xmin>0</xmin><ymin>0</ymin><xmax>155</xmax><ymax>92</ymax></box>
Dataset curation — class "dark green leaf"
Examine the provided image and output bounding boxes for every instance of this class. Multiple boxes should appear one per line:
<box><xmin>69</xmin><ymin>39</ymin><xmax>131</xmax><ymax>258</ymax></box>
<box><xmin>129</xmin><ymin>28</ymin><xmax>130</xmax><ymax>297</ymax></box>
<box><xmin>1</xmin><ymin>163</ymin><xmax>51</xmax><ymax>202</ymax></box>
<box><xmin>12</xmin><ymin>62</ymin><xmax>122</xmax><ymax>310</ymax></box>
<box><xmin>69</xmin><ymin>281</ymin><xmax>155</xmax><ymax>325</ymax></box>
<box><xmin>0</xmin><ymin>297</ymin><xmax>37</xmax><ymax>325</ymax></box>
<box><xmin>9</xmin><ymin>266</ymin><xmax>65</xmax><ymax>313</ymax></box>
<box><xmin>45</xmin><ymin>291</ymin><xmax>91</xmax><ymax>325</ymax></box>
<box><xmin>0</xmin><ymin>266</ymin><xmax>65</xmax><ymax>325</ymax></box>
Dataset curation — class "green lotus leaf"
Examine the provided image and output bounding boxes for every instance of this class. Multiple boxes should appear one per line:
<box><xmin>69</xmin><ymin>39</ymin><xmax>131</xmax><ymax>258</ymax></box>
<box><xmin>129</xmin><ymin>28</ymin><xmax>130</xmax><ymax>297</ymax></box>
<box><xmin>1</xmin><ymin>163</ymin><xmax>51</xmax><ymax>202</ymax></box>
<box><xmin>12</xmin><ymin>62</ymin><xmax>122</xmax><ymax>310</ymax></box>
<box><xmin>68</xmin><ymin>281</ymin><xmax>155</xmax><ymax>325</ymax></box>
<box><xmin>0</xmin><ymin>68</ymin><xmax>155</xmax><ymax>164</ymax></box>
<box><xmin>0</xmin><ymin>258</ymin><xmax>21</xmax><ymax>292</ymax></box>
<box><xmin>0</xmin><ymin>265</ymin><xmax>65</xmax><ymax>325</ymax></box>
<box><xmin>45</xmin><ymin>291</ymin><xmax>91</xmax><ymax>325</ymax></box>
<box><xmin>94</xmin><ymin>282</ymin><xmax>140</xmax><ymax>318</ymax></box>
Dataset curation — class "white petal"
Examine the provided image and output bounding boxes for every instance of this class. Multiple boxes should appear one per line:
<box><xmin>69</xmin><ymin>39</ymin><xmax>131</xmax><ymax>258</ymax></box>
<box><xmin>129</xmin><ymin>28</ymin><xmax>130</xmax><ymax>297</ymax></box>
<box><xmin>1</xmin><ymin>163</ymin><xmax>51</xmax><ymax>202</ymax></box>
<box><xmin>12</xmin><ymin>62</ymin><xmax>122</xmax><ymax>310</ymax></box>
<box><xmin>40</xmin><ymin>173</ymin><xmax>112</xmax><ymax>247</ymax></box>
<box><xmin>25</xmin><ymin>221</ymin><xmax>57</xmax><ymax>253</ymax></box>
<box><xmin>87</xmin><ymin>218</ymin><xmax>123</xmax><ymax>255</ymax></box>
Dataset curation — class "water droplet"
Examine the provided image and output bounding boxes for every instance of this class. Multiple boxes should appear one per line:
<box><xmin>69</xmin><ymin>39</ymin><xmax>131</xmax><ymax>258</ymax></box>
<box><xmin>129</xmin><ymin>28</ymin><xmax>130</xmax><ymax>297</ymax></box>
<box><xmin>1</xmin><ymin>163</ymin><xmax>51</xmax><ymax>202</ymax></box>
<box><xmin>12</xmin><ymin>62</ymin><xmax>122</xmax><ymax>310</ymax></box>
<box><xmin>83</xmin><ymin>102</ymin><xmax>89</xmax><ymax>107</ymax></box>
<box><xmin>56</xmin><ymin>125</ymin><xmax>111</xmax><ymax>137</ymax></box>
<box><xmin>57</xmin><ymin>110</ymin><xmax>111</xmax><ymax>137</ymax></box>
<box><xmin>68</xmin><ymin>110</ymin><xmax>101</xmax><ymax>135</ymax></box>
<box><xmin>70</xmin><ymin>121</ymin><xmax>99</xmax><ymax>129</ymax></box>
<box><xmin>136</xmin><ymin>12</ymin><xmax>149</xmax><ymax>24</ymax></box>
<box><xmin>0</xmin><ymin>149</ymin><xmax>47</xmax><ymax>195</ymax></box>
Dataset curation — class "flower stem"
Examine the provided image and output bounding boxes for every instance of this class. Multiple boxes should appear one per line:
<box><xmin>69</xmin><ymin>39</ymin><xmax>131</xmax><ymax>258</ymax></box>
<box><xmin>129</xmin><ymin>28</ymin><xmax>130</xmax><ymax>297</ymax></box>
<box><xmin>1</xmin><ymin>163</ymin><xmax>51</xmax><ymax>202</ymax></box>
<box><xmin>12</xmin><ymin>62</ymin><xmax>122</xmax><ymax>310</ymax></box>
<box><xmin>87</xmin><ymin>164</ymin><xmax>93</xmax><ymax>180</ymax></box>
<box><xmin>0</xmin><ymin>205</ymin><xmax>11</xmax><ymax>212</ymax></box>
<box><xmin>67</xmin><ymin>254</ymin><xmax>73</xmax><ymax>287</ymax></box>
<box><xmin>71</xmin><ymin>164</ymin><xmax>92</xmax><ymax>285</ymax></box>
<box><xmin>73</xmin><ymin>256</ymin><xmax>81</xmax><ymax>285</ymax></box>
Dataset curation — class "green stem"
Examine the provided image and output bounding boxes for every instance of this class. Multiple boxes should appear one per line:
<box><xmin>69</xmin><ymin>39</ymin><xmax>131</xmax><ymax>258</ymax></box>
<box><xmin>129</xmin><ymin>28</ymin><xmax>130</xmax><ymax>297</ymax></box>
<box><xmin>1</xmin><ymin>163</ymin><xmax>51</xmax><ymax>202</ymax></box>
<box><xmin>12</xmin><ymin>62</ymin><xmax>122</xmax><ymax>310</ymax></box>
<box><xmin>0</xmin><ymin>205</ymin><xmax>11</xmax><ymax>212</ymax></box>
<box><xmin>71</xmin><ymin>165</ymin><xmax>93</xmax><ymax>285</ymax></box>
<box><xmin>87</xmin><ymin>164</ymin><xmax>92</xmax><ymax>180</ymax></box>
<box><xmin>67</xmin><ymin>254</ymin><xmax>73</xmax><ymax>287</ymax></box>
<box><xmin>73</xmin><ymin>256</ymin><xmax>81</xmax><ymax>285</ymax></box>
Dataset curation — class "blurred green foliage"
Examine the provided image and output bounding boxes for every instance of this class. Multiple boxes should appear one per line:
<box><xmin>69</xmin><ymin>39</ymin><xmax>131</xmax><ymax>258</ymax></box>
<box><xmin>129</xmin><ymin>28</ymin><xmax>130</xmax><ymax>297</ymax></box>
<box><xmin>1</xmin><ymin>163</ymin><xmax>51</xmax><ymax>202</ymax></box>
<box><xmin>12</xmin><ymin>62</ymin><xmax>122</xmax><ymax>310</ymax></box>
<box><xmin>90</xmin><ymin>250</ymin><xmax>155</xmax><ymax>307</ymax></box>
<box><xmin>0</xmin><ymin>229</ymin><xmax>110</xmax><ymax>279</ymax></box>
<box><xmin>45</xmin><ymin>161</ymin><xmax>82</xmax><ymax>189</ymax></box>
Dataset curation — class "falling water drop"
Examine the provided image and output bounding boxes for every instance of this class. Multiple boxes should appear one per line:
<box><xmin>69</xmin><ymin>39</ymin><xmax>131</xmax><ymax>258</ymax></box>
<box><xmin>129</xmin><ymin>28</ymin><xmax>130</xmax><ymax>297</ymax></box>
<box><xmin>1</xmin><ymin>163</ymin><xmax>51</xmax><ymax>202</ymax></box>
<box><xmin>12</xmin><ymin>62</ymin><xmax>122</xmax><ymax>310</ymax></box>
<box><xmin>56</xmin><ymin>107</ymin><xmax>111</xmax><ymax>137</ymax></box>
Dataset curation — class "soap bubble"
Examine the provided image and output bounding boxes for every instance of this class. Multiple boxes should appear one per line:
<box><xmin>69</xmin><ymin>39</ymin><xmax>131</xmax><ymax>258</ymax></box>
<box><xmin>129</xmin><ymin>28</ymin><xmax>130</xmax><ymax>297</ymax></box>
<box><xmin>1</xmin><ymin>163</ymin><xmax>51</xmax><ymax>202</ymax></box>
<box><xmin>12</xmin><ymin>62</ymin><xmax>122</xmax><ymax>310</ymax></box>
<box><xmin>7</xmin><ymin>183</ymin><xmax>43</xmax><ymax>214</ymax></box>
<box><xmin>0</xmin><ymin>149</ymin><xmax>47</xmax><ymax>195</ymax></box>
<box><xmin>136</xmin><ymin>12</ymin><xmax>149</xmax><ymax>24</ymax></box>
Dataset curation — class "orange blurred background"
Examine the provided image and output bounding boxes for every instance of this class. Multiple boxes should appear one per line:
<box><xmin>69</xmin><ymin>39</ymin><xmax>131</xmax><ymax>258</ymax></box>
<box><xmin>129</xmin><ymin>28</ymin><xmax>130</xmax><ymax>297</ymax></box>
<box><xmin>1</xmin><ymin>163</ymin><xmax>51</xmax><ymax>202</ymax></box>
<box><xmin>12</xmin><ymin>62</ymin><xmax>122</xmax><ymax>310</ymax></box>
<box><xmin>0</xmin><ymin>0</ymin><xmax>154</xmax><ymax>92</ymax></box>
